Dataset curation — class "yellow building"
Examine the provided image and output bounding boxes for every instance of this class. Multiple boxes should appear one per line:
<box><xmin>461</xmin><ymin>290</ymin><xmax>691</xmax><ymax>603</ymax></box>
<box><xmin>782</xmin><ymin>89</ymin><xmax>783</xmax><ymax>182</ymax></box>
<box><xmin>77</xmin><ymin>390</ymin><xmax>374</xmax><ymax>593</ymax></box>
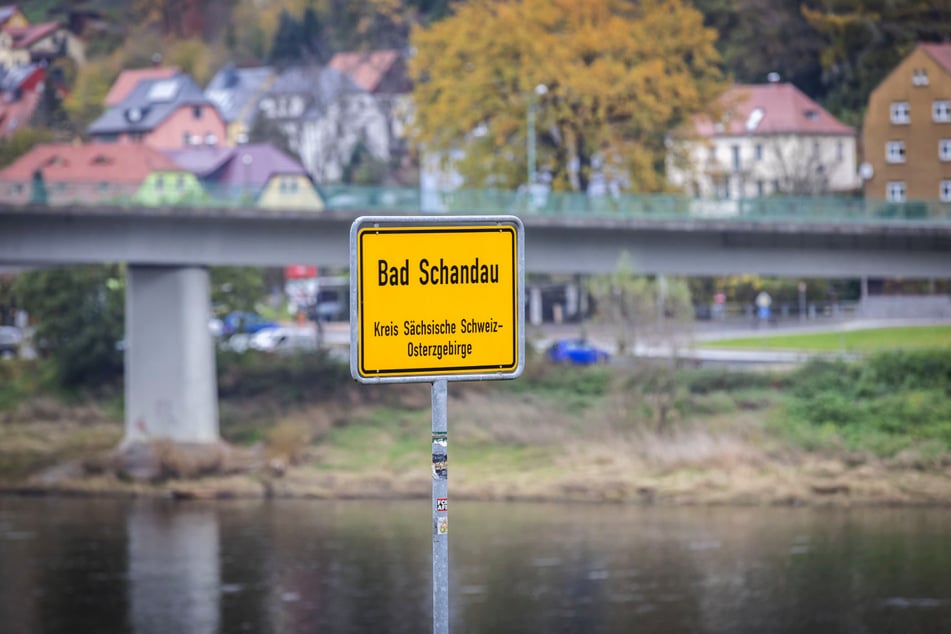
<box><xmin>863</xmin><ymin>43</ymin><xmax>951</xmax><ymax>202</ymax></box>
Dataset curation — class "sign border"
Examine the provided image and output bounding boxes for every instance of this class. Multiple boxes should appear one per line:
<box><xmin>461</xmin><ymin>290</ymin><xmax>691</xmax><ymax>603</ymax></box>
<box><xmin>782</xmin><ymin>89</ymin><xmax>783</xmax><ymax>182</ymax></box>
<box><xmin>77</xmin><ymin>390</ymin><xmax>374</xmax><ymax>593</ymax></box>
<box><xmin>349</xmin><ymin>215</ymin><xmax>525</xmax><ymax>384</ymax></box>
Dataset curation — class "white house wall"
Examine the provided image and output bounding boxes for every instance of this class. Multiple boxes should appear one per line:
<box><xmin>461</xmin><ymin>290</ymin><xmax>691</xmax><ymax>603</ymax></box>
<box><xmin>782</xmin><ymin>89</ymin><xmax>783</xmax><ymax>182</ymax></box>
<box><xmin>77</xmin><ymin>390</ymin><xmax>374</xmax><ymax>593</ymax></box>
<box><xmin>284</xmin><ymin>94</ymin><xmax>390</xmax><ymax>183</ymax></box>
<box><xmin>669</xmin><ymin>134</ymin><xmax>859</xmax><ymax>199</ymax></box>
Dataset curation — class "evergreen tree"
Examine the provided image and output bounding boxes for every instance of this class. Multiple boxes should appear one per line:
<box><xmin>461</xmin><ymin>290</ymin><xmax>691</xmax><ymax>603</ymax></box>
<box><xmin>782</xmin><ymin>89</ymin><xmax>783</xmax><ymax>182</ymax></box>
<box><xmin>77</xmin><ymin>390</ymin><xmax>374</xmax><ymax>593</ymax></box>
<box><xmin>268</xmin><ymin>10</ymin><xmax>305</xmax><ymax>67</ymax></box>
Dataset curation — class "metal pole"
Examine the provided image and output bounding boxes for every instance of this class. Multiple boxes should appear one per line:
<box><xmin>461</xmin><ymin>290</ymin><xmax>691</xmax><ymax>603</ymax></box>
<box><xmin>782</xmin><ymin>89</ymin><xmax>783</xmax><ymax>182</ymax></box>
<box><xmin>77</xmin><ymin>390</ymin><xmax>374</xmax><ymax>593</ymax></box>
<box><xmin>527</xmin><ymin>99</ymin><xmax>536</xmax><ymax>189</ymax></box>
<box><xmin>432</xmin><ymin>378</ymin><xmax>449</xmax><ymax>634</ymax></box>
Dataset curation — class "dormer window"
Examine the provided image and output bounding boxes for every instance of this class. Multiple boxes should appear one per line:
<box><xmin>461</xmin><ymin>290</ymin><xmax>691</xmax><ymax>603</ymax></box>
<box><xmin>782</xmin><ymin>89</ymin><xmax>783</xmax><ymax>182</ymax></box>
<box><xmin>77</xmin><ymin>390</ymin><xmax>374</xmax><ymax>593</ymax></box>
<box><xmin>126</xmin><ymin>107</ymin><xmax>144</xmax><ymax>123</ymax></box>
<box><xmin>804</xmin><ymin>109</ymin><xmax>820</xmax><ymax>121</ymax></box>
<box><xmin>91</xmin><ymin>155</ymin><xmax>113</xmax><ymax>166</ymax></box>
<box><xmin>745</xmin><ymin>108</ymin><xmax>764</xmax><ymax>132</ymax></box>
<box><xmin>890</xmin><ymin>101</ymin><xmax>910</xmax><ymax>124</ymax></box>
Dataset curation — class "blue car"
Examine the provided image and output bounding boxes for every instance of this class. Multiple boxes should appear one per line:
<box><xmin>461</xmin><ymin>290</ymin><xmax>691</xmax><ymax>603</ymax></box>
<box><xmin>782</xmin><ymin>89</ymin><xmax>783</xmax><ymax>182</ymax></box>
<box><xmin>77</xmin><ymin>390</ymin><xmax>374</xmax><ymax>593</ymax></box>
<box><xmin>546</xmin><ymin>338</ymin><xmax>611</xmax><ymax>365</ymax></box>
<box><xmin>221</xmin><ymin>311</ymin><xmax>278</xmax><ymax>336</ymax></box>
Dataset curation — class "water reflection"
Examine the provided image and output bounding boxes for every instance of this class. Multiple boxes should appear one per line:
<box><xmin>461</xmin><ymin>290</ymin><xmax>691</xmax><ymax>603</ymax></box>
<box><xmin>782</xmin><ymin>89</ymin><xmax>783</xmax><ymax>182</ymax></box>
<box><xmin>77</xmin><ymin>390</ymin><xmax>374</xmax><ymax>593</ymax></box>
<box><xmin>1</xmin><ymin>497</ymin><xmax>950</xmax><ymax>633</ymax></box>
<box><xmin>128</xmin><ymin>503</ymin><xmax>220</xmax><ymax>634</ymax></box>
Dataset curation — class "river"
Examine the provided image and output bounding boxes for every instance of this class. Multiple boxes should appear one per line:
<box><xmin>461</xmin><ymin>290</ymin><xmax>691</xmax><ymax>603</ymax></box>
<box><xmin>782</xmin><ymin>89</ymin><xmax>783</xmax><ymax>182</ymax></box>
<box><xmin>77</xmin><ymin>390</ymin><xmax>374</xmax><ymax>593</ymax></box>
<box><xmin>1</xmin><ymin>497</ymin><xmax>949</xmax><ymax>633</ymax></box>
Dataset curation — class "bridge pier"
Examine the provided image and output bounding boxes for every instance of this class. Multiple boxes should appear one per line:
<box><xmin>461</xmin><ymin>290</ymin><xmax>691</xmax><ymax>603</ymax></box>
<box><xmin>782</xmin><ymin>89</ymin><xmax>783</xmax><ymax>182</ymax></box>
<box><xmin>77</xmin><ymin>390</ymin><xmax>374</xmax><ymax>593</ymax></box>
<box><xmin>122</xmin><ymin>265</ymin><xmax>219</xmax><ymax>447</ymax></box>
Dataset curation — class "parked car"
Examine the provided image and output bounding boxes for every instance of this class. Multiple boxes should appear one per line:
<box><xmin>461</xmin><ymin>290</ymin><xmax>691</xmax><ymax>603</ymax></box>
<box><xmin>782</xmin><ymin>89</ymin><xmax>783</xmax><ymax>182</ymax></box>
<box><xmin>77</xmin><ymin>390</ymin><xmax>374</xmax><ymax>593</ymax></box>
<box><xmin>221</xmin><ymin>311</ymin><xmax>278</xmax><ymax>336</ymax></box>
<box><xmin>0</xmin><ymin>326</ymin><xmax>22</xmax><ymax>359</ymax></box>
<box><xmin>308</xmin><ymin>289</ymin><xmax>345</xmax><ymax>323</ymax></box>
<box><xmin>546</xmin><ymin>338</ymin><xmax>611</xmax><ymax>365</ymax></box>
<box><xmin>248</xmin><ymin>326</ymin><xmax>318</xmax><ymax>354</ymax></box>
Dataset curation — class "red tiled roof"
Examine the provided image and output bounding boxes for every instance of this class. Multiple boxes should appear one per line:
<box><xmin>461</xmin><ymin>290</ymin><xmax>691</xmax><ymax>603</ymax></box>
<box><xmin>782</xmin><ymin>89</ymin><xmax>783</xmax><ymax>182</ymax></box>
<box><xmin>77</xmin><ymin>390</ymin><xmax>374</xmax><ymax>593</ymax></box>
<box><xmin>329</xmin><ymin>50</ymin><xmax>400</xmax><ymax>92</ymax></box>
<box><xmin>920</xmin><ymin>43</ymin><xmax>951</xmax><ymax>75</ymax></box>
<box><xmin>694</xmin><ymin>83</ymin><xmax>855</xmax><ymax>137</ymax></box>
<box><xmin>7</xmin><ymin>22</ymin><xmax>60</xmax><ymax>48</ymax></box>
<box><xmin>0</xmin><ymin>143</ymin><xmax>180</xmax><ymax>183</ymax></box>
<box><xmin>105</xmin><ymin>66</ymin><xmax>180</xmax><ymax>107</ymax></box>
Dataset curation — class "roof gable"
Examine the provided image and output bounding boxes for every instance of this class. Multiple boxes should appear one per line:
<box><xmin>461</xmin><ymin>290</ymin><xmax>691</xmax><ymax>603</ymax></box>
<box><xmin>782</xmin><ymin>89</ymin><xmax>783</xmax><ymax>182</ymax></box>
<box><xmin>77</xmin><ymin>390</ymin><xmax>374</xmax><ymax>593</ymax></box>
<box><xmin>920</xmin><ymin>43</ymin><xmax>951</xmax><ymax>75</ymax></box>
<box><xmin>694</xmin><ymin>83</ymin><xmax>854</xmax><ymax>137</ymax></box>
<box><xmin>329</xmin><ymin>49</ymin><xmax>406</xmax><ymax>93</ymax></box>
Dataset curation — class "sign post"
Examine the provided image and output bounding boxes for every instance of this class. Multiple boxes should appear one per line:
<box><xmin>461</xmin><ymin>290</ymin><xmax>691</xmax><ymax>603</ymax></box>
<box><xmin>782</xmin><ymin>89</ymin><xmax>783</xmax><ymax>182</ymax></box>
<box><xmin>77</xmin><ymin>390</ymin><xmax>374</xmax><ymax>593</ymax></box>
<box><xmin>350</xmin><ymin>216</ymin><xmax>525</xmax><ymax>634</ymax></box>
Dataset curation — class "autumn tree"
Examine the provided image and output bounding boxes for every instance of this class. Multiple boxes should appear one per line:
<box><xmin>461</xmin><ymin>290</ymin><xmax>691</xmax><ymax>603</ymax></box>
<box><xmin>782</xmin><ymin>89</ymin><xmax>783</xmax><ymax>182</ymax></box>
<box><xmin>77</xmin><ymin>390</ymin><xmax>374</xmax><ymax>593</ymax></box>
<box><xmin>409</xmin><ymin>0</ymin><xmax>725</xmax><ymax>193</ymax></box>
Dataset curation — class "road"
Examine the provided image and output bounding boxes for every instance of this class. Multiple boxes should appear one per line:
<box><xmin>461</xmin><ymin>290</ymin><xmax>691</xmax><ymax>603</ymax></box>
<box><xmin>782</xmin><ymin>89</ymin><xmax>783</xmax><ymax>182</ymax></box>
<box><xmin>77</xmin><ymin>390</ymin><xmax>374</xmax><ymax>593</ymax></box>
<box><xmin>318</xmin><ymin>316</ymin><xmax>951</xmax><ymax>370</ymax></box>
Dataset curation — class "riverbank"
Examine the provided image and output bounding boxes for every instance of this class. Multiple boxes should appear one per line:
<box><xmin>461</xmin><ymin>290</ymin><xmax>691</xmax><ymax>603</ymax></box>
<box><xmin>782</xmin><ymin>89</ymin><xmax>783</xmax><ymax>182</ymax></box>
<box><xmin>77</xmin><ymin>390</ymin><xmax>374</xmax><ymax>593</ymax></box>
<box><xmin>3</xmin><ymin>349</ymin><xmax>950</xmax><ymax>507</ymax></box>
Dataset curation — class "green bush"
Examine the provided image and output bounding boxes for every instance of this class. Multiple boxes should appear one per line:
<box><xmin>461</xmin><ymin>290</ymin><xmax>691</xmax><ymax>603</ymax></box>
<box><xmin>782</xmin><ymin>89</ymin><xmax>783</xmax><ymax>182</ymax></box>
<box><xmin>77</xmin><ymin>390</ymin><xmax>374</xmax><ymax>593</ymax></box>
<box><xmin>217</xmin><ymin>349</ymin><xmax>351</xmax><ymax>402</ymax></box>
<box><xmin>783</xmin><ymin>350</ymin><xmax>951</xmax><ymax>454</ymax></box>
<box><xmin>678</xmin><ymin>367</ymin><xmax>775</xmax><ymax>394</ymax></box>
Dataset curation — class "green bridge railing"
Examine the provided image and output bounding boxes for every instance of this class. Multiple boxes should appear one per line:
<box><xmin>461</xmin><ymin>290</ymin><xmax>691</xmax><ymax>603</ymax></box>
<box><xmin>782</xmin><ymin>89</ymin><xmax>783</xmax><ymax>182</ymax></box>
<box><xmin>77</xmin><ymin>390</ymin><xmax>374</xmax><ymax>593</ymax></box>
<box><xmin>2</xmin><ymin>179</ymin><xmax>950</xmax><ymax>224</ymax></box>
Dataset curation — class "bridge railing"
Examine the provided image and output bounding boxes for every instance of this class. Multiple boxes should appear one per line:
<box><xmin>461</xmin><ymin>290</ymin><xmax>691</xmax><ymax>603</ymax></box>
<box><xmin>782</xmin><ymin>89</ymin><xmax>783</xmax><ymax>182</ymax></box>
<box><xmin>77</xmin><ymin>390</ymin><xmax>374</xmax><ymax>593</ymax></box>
<box><xmin>2</xmin><ymin>178</ymin><xmax>950</xmax><ymax>224</ymax></box>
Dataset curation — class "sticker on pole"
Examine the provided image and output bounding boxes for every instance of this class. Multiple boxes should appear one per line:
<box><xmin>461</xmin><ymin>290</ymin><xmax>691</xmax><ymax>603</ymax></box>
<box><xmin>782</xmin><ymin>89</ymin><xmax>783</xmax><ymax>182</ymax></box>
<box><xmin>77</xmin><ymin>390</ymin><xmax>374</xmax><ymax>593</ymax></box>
<box><xmin>350</xmin><ymin>215</ymin><xmax>525</xmax><ymax>383</ymax></box>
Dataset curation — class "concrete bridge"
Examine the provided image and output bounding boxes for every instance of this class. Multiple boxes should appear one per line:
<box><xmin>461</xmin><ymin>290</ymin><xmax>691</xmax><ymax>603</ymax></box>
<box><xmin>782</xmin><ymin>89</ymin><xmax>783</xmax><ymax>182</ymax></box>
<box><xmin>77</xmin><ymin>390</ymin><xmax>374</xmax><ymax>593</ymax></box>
<box><xmin>2</xmin><ymin>202</ymin><xmax>949</xmax><ymax>449</ymax></box>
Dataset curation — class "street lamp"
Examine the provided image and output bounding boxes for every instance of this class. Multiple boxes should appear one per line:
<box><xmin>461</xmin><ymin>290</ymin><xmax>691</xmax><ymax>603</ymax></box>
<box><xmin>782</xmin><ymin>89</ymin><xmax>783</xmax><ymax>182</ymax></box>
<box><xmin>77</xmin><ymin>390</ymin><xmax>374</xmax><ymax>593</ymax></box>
<box><xmin>527</xmin><ymin>83</ymin><xmax>548</xmax><ymax>188</ymax></box>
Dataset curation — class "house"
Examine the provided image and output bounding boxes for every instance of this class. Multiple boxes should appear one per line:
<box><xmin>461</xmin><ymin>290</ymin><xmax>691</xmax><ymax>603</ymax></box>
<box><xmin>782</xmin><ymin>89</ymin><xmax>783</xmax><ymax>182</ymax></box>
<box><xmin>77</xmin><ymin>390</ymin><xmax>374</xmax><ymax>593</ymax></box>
<box><xmin>204</xmin><ymin>64</ymin><xmax>276</xmax><ymax>145</ymax></box>
<box><xmin>255</xmin><ymin>65</ymin><xmax>391</xmax><ymax>183</ymax></box>
<box><xmin>862</xmin><ymin>43</ymin><xmax>951</xmax><ymax>203</ymax></box>
<box><xmin>88</xmin><ymin>72</ymin><xmax>228</xmax><ymax>151</ymax></box>
<box><xmin>329</xmin><ymin>49</ymin><xmax>414</xmax><ymax>178</ymax></box>
<box><xmin>667</xmin><ymin>81</ymin><xmax>859</xmax><ymax>201</ymax></box>
<box><xmin>133</xmin><ymin>170</ymin><xmax>207</xmax><ymax>206</ymax></box>
<box><xmin>0</xmin><ymin>63</ymin><xmax>45</xmax><ymax>138</ymax></box>
<box><xmin>163</xmin><ymin>143</ymin><xmax>323</xmax><ymax>210</ymax></box>
<box><xmin>0</xmin><ymin>142</ymin><xmax>182</xmax><ymax>205</ymax></box>
<box><xmin>0</xmin><ymin>5</ymin><xmax>85</xmax><ymax>67</ymax></box>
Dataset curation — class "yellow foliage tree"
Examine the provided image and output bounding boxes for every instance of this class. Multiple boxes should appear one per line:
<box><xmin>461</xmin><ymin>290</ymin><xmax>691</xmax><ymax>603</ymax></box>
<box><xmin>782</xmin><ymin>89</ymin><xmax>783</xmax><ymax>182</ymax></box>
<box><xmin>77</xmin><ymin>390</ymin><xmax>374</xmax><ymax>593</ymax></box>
<box><xmin>409</xmin><ymin>0</ymin><xmax>725</xmax><ymax>193</ymax></box>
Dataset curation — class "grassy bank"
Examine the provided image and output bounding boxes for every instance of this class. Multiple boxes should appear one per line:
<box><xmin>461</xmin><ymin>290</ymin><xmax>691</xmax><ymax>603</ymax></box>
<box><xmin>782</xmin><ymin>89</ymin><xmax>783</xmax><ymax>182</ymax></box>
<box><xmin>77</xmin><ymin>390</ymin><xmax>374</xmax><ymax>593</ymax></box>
<box><xmin>1</xmin><ymin>345</ymin><xmax>950</xmax><ymax>505</ymax></box>
<box><xmin>701</xmin><ymin>325</ymin><xmax>951</xmax><ymax>352</ymax></box>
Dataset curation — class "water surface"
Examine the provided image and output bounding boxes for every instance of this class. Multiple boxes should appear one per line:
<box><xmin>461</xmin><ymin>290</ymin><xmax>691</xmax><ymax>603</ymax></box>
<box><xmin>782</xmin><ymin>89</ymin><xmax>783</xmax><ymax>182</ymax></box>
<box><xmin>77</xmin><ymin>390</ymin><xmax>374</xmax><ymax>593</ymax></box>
<box><xmin>1</xmin><ymin>497</ymin><xmax>949</xmax><ymax>633</ymax></box>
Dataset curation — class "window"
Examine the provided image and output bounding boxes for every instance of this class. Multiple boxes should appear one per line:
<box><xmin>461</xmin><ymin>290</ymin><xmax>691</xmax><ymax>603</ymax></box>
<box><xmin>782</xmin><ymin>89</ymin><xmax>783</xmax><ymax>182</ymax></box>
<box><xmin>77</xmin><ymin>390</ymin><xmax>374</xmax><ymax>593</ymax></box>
<box><xmin>731</xmin><ymin>144</ymin><xmax>740</xmax><ymax>172</ymax></box>
<box><xmin>183</xmin><ymin>132</ymin><xmax>192</xmax><ymax>146</ymax></box>
<box><xmin>715</xmin><ymin>177</ymin><xmax>729</xmax><ymax>199</ymax></box>
<box><xmin>176</xmin><ymin>175</ymin><xmax>185</xmax><ymax>191</ymax></box>
<box><xmin>886</xmin><ymin>141</ymin><xmax>906</xmax><ymax>163</ymax></box>
<box><xmin>204</xmin><ymin>133</ymin><xmax>217</xmax><ymax>146</ymax></box>
<box><xmin>887</xmin><ymin>181</ymin><xmax>906</xmax><ymax>203</ymax></box>
<box><xmin>890</xmin><ymin>101</ymin><xmax>910</xmax><ymax>124</ymax></box>
<box><xmin>913</xmin><ymin>69</ymin><xmax>929</xmax><ymax>86</ymax></box>
<box><xmin>155</xmin><ymin>175</ymin><xmax>164</xmax><ymax>192</ymax></box>
<box><xmin>98</xmin><ymin>182</ymin><xmax>109</xmax><ymax>192</ymax></box>
<box><xmin>940</xmin><ymin>139</ymin><xmax>951</xmax><ymax>162</ymax></box>
<box><xmin>756</xmin><ymin>180</ymin><xmax>765</xmax><ymax>197</ymax></box>
<box><xmin>933</xmin><ymin>100</ymin><xmax>951</xmax><ymax>123</ymax></box>
<box><xmin>812</xmin><ymin>141</ymin><xmax>820</xmax><ymax>159</ymax></box>
<box><xmin>754</xmin><ymin>143</ymin><xmax>763</xmax><ymax>161</ymax></box>
<box><xmin>193</xmin><ymin>106</ymin><xmax>203</xmax><ymax>119</ymax></box>
<box><xmin>836</xmin><ymin>140</ymin><xmax>844</xmax><ymax>161</ymax></box>
<box><xmin>942</xmin><ymin>180</ymin><xmax>951</xmax><ymax>202</ymax></box>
